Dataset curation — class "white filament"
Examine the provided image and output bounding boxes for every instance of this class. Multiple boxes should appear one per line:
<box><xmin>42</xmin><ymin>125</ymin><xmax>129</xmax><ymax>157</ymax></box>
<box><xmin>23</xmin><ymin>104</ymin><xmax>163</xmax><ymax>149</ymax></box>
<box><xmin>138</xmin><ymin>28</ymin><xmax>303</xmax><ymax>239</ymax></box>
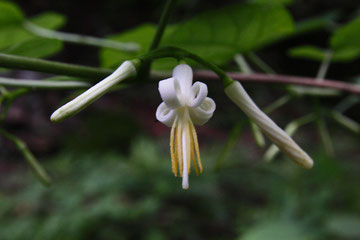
<box><xmin>182</xmin><ymin>126</ymin><xmax>189</xmax><ymax>189</ymax></box>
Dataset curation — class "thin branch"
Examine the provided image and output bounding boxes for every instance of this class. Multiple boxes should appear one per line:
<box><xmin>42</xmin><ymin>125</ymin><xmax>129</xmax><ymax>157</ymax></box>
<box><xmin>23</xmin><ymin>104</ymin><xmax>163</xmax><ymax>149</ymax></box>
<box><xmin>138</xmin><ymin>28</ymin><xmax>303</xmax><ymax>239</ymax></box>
<box><xmin>316</xmin><ymin>50</ymin><xmax>333</xmax><ymax>80</ymax></box>
<box><xmin>0</xmin><ymin>77</ymin><xmax>91</xmax><ymax>89</ymax></box>
<box><xmin>264</xmin><ymin>94</ymin><xmax>292</xmax><ymax>114</ymax></box>
<box><xmin>246</xmin><ymin>52</ymin><xmax>276</xmax><ymax>74</ymax></box>
<box><xmin>149</xmin><ymin>0</ymin><xmax>178</xmax><ymax>51</ymax></box>
<box><xmin>234</xmin><ymin>54</ymin><xmax>253</xmax><ymax>74</ymax></box>
<box><xmin>0</xmin><ymin>53</ymin><xmax>112</xmax><ymax>80</ymax></box>
<box><xmin>193</xmin><ymin>71</ymin><xmax>360</xmax><ymax>95</ymax></box>
<box><xmin>24</xmin><ymin>22</ymin><xmax>140</xmax><ymax>52</ymax></box>
<box><xmin>0</xmin><ymin>128</ymin><xmax>52</xmax><ymax>185</ymax></box>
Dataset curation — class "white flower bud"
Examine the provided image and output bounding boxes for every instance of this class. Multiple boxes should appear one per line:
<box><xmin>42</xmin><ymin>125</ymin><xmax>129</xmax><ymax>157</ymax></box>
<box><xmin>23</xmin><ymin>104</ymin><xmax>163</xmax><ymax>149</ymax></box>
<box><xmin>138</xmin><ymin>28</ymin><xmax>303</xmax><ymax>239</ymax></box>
<box><xmin>51</xmin><ymin>60</ymin><xmax>137</xmax><ymax>122</ymax></box>
<box><xmin>225</xmin><ymin>81</ymin><xmax>313</xmax><ymax>169</ymax></box>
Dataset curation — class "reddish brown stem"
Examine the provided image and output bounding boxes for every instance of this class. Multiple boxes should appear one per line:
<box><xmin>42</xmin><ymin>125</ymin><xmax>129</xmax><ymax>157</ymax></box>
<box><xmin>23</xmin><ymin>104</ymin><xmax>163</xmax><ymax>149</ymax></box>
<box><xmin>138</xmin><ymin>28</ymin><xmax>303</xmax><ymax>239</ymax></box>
<box><xmin>193</xmin><ymin>71</ymin><xmax>360</xmax><ymax>94</ymax></box>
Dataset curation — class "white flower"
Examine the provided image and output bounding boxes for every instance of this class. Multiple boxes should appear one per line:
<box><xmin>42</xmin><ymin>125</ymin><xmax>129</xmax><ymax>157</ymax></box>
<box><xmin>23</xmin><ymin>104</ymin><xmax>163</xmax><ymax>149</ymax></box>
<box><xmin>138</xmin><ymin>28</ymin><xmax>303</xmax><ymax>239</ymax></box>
<box><xmin>225</xmin><ymin>81</ymin><xmax>314</xmax><ymax>169</ymax></box>
<box><xmin>156</xmin><ymin>64</ymin><xmax>216</xmax><ymax>189</ymax></box>
<box><xmin>51</xmin><ymin>60</ymin><xmax>137</xmax><ymax>122</ymax></box>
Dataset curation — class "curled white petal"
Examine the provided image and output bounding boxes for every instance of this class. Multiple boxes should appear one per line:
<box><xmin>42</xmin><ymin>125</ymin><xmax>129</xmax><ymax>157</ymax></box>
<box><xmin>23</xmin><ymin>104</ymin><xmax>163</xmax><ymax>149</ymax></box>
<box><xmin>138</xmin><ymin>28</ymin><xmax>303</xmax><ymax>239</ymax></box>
<box><xmin>156</xmin><ymin>102</ymin><xmax>177</xmax><ymax>127</ymax></box>
<box><xmin>51</xmin><ymin>60</ymin><xmax>136</xmax><ymax>123</ymax></box>
<box><xmin>173</xmin><ymin>64</ymin><xmax>193</xmax><ymax>95</ymax></box>
<box><xmin>158</xmin><ymin>77</ymin><xmax>183</xmax><ymax>109</ymax></box>
<box><xmin>189</xmin><ymin>97</ymin><xmax>216</xmax><ymax>126</ymax></box>
<box><xmin>189</xmin><ymin>81</ymin><xmax>208</xmax><ymax>108</ymax></box>
<box><xmin>225</xmin><ymin>81</ymin><xmax>314</xmax><ymax>169</ymax></box>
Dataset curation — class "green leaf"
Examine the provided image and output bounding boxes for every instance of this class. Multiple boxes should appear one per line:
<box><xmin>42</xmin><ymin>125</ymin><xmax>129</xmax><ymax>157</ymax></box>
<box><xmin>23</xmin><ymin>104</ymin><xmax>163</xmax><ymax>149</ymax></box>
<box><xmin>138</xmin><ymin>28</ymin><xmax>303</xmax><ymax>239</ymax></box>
<box><xmin>294</xmin><ymin>12</ymin><xmax>339</xmax><ymax>35</ymax></box>
<box><xmin>288</xmin><ymin>45</ymin><xmax>328</xmax><ymax>61</ymax></box>
<box><xmin>288</xmin><ymin>45</ymin><xmax>360</xmax><ymax>62</ymax></box>
<box><xmin>325</xmin><ymin>215</ymin><xmax>360</xmax><ymax>238</ymax></box>
<box><xmin>0</xmin><ymin>7</ymin><xmax>66</xmax><ymax>58</ymax></box>
<box><xmin>0</xmin><ymin>1</ymin><xmax>24</xmax><ymax>25</ymax></box>
<box><xmin>0</xmin><ymin>25</ymin><xmax>32</xmax><ymax>49</ymax></box>
<box><xmin>163</xmin><ymin>3</ymin><xmax>294</xmax><ymax>64</ymax></box>
<box><xmin>2</xmin><ymin>38</ymin><xmax>63</xmax><ymax>58</ymax></box>
<box><xmin>331</xmin><ymin>17</ymin><xmax>360</xmax><ymax>51</ymax></box>
<box><xmin>29</xmin><ymin>12</ymin><xmax>66</xmax><ymax>29</ymax></box>
<box><xmin>99</xmin><ymin>24</ymin><xmax>177</xmax><ymax>70</ymax></box>
<box><xmin>240</xmin><ymin>219</ymin><xmax>313</xmax><ymax>240</ymax></box>
<box><xmin>99</xmin><ymin>24</ymin><xmax>156</xmax><ymax>68</ymax></box>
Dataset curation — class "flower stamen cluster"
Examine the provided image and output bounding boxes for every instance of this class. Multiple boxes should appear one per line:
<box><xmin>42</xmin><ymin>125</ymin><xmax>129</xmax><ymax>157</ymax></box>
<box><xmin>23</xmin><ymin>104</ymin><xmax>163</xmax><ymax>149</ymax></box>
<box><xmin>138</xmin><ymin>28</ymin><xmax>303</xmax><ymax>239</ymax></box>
<box><xmin>156</xmin><ymin>63</ymin><xmax>215</xmax><ymax>189</ymax></box>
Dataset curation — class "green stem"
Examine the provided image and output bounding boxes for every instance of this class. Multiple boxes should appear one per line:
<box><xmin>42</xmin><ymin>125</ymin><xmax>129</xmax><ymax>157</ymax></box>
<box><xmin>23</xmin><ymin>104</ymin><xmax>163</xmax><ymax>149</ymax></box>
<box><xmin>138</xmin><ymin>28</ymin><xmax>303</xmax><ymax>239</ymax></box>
<box><xmin>335</xmin><ymin>95</ymin><xmax>360</xmax><ymax>113</ymax></box>
<box><xmin>0</xmin><ymin>53</ymin><xmax>112</xmax><ymax>79</ymax></box>
<box><xmin>24</xmin><ymin>21</ymin><xmax>140</xmax><ymax>52</ymax></box>
<box><xmin>247</xmin><ymin>52</ymin><xmax>276</xmax><ymax>74</ymax></box>
<box><xmin>317</xmin><ymin>117</ymin><xmax>334</xmax><ymax>156</ymax></box>
<box><xmin>316</xmin><ymin>50</ymin><xmax>332</xmax><ymax>80</ymax></box>
<box><xmin>140</xmin><ymin>0</ymin><xmax>178</xmax><ymax>79</ymax></box>
<box><xmin>0</xmin><ymin>77</ymin><xmax>91</xmax><ymax>89</ymax></box>
<box><xmin>149</xmin><ymin>0</ymin><xmax>178</xmax><ymax>51</ymax></box>
<box><xmin>0</xmin><ymin>128</ymin><xmax>52</xmax><ymax>185</ymax></box>
<box><xmin>264</xmin><ymin>114</ymin><xmax>315</xmax><ymax>162</ymax></box>
<box><xmin>215</xmin><ymin>121</ymin><xmax>245</xmax><ymax>171</ymax></box>
<box><xmin>264</xmin><ymin>94</ymin><xmax>292</xmax><ymax>114</ymax></box>
<box><xmin>330</xmin><ymin>111</ymin><xmax>360</xmax><ymax>134</ymax></box>
<box><xmin>0</xmin><ymin>88</ymin><xmax>29</xmax><ymax>122</ymax></box>
<box><xmin>250</xmin><ymin>121</ymin><xmax>265</xmax><ymax>147</ymax></box>
<box><xmin>141</xmin><ymin>47</ymin><xmax>233</xmax><ymax>86</ymax></box>
<box><xmin>314</xmin><ymin>99</ymin><xmax>334</xmax><ymax>156</ymax></box>
<box><xmin>234</xmin><ymin>54</ymin><xmax>253</xmax><ymax>74</ymax></box>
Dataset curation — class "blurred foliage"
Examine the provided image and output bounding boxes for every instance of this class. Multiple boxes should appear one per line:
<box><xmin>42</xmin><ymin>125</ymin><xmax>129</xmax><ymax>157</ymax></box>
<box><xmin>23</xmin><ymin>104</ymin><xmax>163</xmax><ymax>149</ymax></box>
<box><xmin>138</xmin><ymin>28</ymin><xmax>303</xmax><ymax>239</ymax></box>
<box><xmin>289</xmin><ymin>16</ymin><xmax>360</xmax><ymax>62</ymax></box>
<box><xmin>0</xmin><ymin>138</ymin><xmax>360</xmax><ymax>240</ymax></box>
<box><xmin>0</xmin><ymin>1</ymin><xmax>65</xmax><ymax>58</ymax></box>
<box><xmin>100</xmin><ymin>2</ymin><xmax>294</xmax><ymax>69</ymax></box>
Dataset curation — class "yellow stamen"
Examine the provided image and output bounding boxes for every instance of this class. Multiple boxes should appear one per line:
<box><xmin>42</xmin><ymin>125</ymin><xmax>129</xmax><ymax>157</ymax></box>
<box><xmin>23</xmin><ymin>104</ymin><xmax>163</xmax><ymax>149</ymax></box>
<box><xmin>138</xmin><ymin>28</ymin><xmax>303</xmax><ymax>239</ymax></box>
<box><xmin>170</xmin><ymin>117</ymin><xmax>178</xmax><ymax>176</ymax></box>
<box><xmin>189</xmin><ymin>122</ymin><xmax>199</xmax><ymax>175</ymax></box>
<box><xmin>189</xmin><ymin>120</ymin><xmax>203</xmax><ymax>173</ymax></box>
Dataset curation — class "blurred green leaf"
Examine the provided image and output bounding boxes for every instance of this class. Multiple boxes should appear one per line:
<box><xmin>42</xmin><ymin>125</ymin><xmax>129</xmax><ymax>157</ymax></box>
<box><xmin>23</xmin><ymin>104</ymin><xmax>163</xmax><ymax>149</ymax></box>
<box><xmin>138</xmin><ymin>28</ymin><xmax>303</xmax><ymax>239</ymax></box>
<box><xmin>239</xmin><ymin>219</ymin><xmax>313</xmax><ymax>240</ymax></box>
<box><xmin>288</xmin><ymin>45</ymin><xmax>360</xmax><ymax>62</ymax></box>
<box><xmin>99</xmin><ymin>24</ymin><xmax>177</xmax><ymax>70</ymax></box>
<box><xmin>0</xmin><ymin>1</ymin><xmax>65</xmax><ymax>57</ymax></box>
<box><xmin>288</xmin><ymin>45</ymin><xmax>327</xmax><ymax>61</ymax></box>
<box><xmin>324</xmin><ymin>17</ymin><xmax>360</xmax><ymax>61</ymax></box>
<box><xmin>0</xmin><ymin>1</ymin><xmax>24</xmax><ymax>25</ymax></box>
<box><xmin>331</xmin><ymin>17</ymin><xmax>360</xmax><ymax>51</ymax></box>
<box><xmin>163</xmin><ymin>3</ymin><xmax>294</xmax><ymax>64</ymax></box>
<box><xmin>29</xmin><ymin>12</ymin><xmax>66</xmax><ymax>29</ymax></box>
<box><xmin>0</xmin><ymin>1</ymin><xmax>30</xmax><ymax>49</ymax></box>
<box><xmin>325</xmin><ymin>215</ymin><xmax>360</xmax><ymax>238</ymax></box>
<box><xmin>2</xmin><ymin>38</ymin><xmax>62</xmax><ymax>58</ymax></box>
<box><xmin>294</xmin><ymin>12</ymin><xmax>339</xmax><ymax>36</ymax></box>
<box><xmin>100</xmin><ymin>24</ymin><xmax>156</xmax><ymax>68</ymax></box>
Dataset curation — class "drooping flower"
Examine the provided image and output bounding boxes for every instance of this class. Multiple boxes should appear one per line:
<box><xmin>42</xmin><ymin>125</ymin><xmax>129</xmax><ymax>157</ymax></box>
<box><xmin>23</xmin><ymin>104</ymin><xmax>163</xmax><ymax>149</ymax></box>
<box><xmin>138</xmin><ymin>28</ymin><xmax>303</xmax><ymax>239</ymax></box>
<box><xmin>156</xmin><ymin>63</ymin><xmax>216</xmax><ymax>189</ymax></box>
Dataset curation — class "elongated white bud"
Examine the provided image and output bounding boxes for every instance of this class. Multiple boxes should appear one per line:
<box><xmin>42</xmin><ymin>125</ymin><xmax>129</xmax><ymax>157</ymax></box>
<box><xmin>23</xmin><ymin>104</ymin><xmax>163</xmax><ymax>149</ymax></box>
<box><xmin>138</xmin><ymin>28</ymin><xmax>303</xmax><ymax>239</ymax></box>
<box><xmin>225</xmin><ymin>81</ymin><xmax>313</xmax><ymax>169</ymax></box>
<box><xmin>51</xmin><ymin>60</ymin><xmax>137</xmax><ymax>122</ymax></box>
<box><xmin>264</xmin><ymin>122</ymin><xmax>298</xmax><ymax>162</ymax></box>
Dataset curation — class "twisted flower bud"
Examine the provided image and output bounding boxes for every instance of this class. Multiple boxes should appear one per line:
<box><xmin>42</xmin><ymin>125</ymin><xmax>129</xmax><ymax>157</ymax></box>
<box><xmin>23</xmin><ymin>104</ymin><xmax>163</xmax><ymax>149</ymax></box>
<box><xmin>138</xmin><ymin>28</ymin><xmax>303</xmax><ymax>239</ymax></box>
<box><xmin>225</xmin><ymin>81</ymin><xmax>313</xmax><ymax>169</ymax></box>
